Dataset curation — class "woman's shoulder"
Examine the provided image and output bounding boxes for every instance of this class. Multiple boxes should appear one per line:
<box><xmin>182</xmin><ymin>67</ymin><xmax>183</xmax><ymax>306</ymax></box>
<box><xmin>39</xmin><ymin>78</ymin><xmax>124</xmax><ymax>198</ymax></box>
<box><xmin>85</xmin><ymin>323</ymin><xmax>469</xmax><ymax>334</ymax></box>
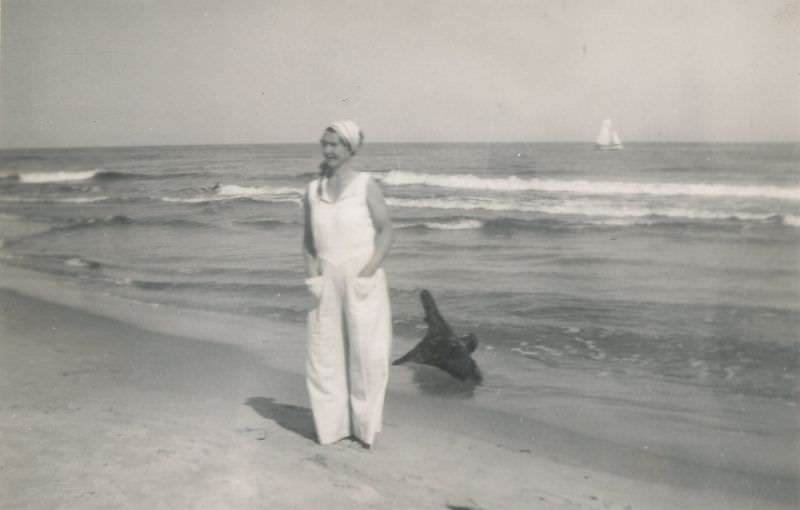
<box><xmin>360</xmin><ymin>172</ymin><xmax>385</xmax><ymax>191</ymax></box>
<box><xmin>356</xmin><ymin>171</ymin><xmax>377</xmax><ymax>187</ymax></box>
<box><xmin>354</xmin><ymin>172</ymin><xmax>376</xmax><ymax>197</ymax></box>
<box><xmin>358</xmin><ymin>173</ymin><xmax>388</xmax><ymax>206</ymax></box>
<box><xmin>304</xmin><ymin>178</ymin><xmax>321</xmax><ymax>203</ymax></box>
<box><xmin>306</xmin><ymin>177</ymin><xmax>321</xmax><ymax>191</ymax></box>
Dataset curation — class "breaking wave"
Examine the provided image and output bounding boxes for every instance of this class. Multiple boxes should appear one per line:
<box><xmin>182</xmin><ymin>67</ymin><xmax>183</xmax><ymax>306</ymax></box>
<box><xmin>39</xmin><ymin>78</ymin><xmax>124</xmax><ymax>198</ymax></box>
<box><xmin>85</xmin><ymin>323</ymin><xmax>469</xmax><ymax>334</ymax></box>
<box><xmin>217</xmin><ymin>184</ymin><xmax>302</xmax><ymax>197</ymax></box>
<box><xmin>17</xmin><ymin>170</ymin><xmax>100</xmax><ymax>183</ymax></box>
<box><xmin>383</xmin><ymin>171</ymin><xmax>800</xmax><ymax>200</ymax></box>
<box><xmin>162</xmin><ymin>183</ymin><xmax>303</xmax><ymax>204</ymax></box>
<box><xmin>387</xmin><ymin>197</ymin><xmax>800</xmax><ymax>226</ymax></box>
<box><xmin>13</xmin><ymin>169</ymin><xmax>201</xmax><ymax>184</ymax></box>
<box><xmin>396</xmin><ymin>219</ymin><xmax>484</xmax><ymax>231</ymax></box>
<box><xmin>0</xmin><ymin>195</ymin><xmax>110</xmax><ymax>204</ymax></box>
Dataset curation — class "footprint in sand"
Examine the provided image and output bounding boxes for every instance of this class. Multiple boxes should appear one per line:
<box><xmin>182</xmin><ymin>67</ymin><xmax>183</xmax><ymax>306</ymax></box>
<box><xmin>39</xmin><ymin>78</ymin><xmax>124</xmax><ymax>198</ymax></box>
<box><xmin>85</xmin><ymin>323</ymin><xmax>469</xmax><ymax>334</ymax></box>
<box><xmin>307</xmin><ymin>453</ymin><xmax>328</xmax><ymax>468</ymax></box>
<box><xmin>333</xmin><ymin>481</ymin><xmax>382</xmax><ymax>504</ymax></box>
<box><xmin>235</xmin><ymin>427</ymin><xmax>268</xmax><ymax>440</ymax></box>
<box><xmin>445</xmin><ymin>498</ymin><xmax>483</xmax><ymax>510</ymax></box>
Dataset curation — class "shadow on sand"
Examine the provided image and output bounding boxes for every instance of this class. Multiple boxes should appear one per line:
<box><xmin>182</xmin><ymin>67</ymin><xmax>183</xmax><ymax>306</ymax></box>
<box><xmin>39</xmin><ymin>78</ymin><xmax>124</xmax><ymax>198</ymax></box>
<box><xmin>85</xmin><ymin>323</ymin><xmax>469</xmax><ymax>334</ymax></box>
<box><xmin>409</xmin><ymin>365</ymin><xmax>478</xmax><ymax>399</ymax></box>
<box><xmin>244</xmin><ymin>397</ymin><xmax>316</xmax><ymax>441</ymax></box>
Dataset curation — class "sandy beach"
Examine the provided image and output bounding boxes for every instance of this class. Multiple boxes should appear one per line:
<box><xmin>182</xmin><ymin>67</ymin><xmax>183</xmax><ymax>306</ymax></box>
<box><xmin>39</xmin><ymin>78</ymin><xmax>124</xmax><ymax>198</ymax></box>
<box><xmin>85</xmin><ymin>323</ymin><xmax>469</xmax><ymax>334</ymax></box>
<box><xmin>1</xmin><ymin>275</ymin><xmax>796</xmax><ymax>510</ymax></box>
<box><xmin>3</xmin><ymin>1</ymin><xmax>799</xmax><ymax>508</ymax></box>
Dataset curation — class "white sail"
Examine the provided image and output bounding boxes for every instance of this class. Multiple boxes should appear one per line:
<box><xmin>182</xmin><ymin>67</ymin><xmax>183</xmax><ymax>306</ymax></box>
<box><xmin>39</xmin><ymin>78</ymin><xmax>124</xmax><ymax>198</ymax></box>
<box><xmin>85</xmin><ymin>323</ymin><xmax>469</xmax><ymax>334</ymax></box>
<box><xmin>595</xmin><ymin>119</ymin><xmax>623</xmax><ymax>150</ymax></box>
<box><xmin>595</xmin><ymin>120</ymin><xmax>613</xmax><ymax>145</ymax></box>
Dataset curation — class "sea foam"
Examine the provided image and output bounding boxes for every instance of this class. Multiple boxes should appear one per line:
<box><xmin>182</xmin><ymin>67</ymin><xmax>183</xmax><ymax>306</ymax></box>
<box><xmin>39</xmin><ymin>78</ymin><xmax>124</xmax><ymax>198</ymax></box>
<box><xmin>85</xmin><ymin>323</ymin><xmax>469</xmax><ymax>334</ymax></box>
<box><xmin>161</xmin><ymin>183</ymin><xmax>303</xmax><ymax>204</ymax></box>
<box><xmin>18</xmin><ymin>170</ymin><xmax>99</xmax><ymax>183</ymax></box>
<box><xmin>383</xmin><ymin>170</ymin><xmax>800</xmax><ymax>201</ymax></box>
<box><xmin>386</xmin><ymin>197</ymin><xmax>800</xmax><ymax>226</ymax></box>
<box><xmin>217</xmin><ymin>184</ymin><xmax>302</xmax><ymax>197</ymax></box>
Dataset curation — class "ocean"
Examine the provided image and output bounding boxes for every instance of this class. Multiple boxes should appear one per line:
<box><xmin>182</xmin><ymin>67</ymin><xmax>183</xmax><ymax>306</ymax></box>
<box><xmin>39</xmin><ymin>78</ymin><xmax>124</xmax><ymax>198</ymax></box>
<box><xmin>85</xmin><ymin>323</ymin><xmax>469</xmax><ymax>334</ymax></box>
<box><xmin>1</xmin><ymin>142</ymin><xmax>798</xmax><ymax>403</ymax></box>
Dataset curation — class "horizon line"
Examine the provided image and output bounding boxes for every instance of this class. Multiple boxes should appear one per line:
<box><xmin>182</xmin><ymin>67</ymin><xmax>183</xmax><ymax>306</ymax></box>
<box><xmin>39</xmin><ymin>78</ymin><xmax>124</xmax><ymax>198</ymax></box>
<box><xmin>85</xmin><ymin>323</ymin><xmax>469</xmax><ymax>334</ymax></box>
<box><xmin>2</xmin><ymin>139</ymin><xmax>799</xmax><ymax>151</ymax></box>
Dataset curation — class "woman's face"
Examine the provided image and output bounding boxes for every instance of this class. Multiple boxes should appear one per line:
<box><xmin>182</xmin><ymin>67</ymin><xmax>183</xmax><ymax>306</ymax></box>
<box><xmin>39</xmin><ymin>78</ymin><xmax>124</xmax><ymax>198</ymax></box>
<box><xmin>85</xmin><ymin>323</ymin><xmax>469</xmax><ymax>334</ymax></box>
<box><xmin>319</xmin><ymin>130</ymin><xmax>351</xmax><ymax>170</ymax></box>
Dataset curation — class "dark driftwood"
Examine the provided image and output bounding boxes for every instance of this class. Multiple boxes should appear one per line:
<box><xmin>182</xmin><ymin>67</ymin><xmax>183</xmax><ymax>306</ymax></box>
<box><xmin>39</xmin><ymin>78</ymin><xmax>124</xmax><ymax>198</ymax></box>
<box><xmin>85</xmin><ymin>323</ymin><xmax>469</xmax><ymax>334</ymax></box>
<box><xmin>392</xmin><ymin>290</ymin><xmax>482</xmax><ymax>384</ymax></box>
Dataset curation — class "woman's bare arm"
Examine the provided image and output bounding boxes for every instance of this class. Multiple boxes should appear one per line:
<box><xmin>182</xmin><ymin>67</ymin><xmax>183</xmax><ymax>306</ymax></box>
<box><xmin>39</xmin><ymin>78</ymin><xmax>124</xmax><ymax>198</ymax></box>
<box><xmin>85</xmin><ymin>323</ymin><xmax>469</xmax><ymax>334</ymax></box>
<box><xmin>359</xmin><ymin>177</ymin><xmax>394</xmax><ymax>277</ymax></box>
<box><xmin>302</xmin><ymin>191</ymin><xmax>320</xmax><ymax>277</ymax></box>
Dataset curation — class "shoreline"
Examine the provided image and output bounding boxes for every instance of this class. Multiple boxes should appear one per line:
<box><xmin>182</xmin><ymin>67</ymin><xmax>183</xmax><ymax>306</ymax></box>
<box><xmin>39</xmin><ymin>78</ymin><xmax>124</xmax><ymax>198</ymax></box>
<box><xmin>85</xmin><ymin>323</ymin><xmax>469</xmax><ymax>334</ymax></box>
<box><xmin>1</xmin><ymin>276</ymin><xmax>798</xmax><ymax>508</ymax></box>
<box><xmin>2</xmin><ymin>141</ymin><xmax>798</xmax><ymax>152</ymax></box>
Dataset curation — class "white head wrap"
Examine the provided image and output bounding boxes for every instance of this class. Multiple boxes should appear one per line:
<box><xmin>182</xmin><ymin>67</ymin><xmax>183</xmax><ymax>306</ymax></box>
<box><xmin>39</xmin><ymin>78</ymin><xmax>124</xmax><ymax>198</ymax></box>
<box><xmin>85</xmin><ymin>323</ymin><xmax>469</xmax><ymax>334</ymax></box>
<box><xmin>326</xmin><ymin>120</ymin><xmax>363</xmax><ymax>154</ymax></box>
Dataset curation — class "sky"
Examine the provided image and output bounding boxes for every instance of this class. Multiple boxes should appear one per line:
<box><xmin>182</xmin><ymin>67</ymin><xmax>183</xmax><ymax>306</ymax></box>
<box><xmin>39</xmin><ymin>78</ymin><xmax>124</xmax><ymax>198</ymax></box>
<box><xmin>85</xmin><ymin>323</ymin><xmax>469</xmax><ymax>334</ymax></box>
<box><xmin>1</xmin><ymin>0</ymin><xmax>798</xmax><ymax>148</ymax></box>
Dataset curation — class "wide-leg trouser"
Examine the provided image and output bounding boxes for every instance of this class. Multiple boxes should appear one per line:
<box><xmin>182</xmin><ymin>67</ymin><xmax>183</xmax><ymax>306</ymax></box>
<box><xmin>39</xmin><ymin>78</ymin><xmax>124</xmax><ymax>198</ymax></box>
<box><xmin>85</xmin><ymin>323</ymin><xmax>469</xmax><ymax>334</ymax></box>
<box><xmin>305</xmin><ymin>255</ymin><xmax>392</xmax><ymax>446</ymax></box>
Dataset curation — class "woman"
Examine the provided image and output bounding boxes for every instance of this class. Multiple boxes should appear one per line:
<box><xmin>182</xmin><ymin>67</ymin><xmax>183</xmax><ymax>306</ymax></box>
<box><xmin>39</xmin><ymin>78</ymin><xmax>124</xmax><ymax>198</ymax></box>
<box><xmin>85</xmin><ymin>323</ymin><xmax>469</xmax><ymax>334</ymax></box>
<box><xmin>302</xmin><ymin>120</ymin><xmax>394</xmax><ymax>448</ymax></box>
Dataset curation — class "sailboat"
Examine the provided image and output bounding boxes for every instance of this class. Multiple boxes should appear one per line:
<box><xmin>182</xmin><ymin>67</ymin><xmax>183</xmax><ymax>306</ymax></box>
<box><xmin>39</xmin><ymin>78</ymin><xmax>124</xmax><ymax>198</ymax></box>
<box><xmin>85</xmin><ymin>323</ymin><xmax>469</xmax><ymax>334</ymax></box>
<box><xmin>594</xmin><ymin>119</ymin><xmax>623</xmax><ymax>150</ymax></box>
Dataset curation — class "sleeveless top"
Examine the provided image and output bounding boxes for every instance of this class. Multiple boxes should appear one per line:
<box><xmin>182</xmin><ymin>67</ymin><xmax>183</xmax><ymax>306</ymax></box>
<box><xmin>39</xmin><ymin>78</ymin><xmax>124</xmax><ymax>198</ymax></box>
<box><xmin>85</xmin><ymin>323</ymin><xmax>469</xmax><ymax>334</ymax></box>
<box><xmin>307</xmin><ymin>172</ymin><xmax>375</xmax><ymax>266</ymax></box>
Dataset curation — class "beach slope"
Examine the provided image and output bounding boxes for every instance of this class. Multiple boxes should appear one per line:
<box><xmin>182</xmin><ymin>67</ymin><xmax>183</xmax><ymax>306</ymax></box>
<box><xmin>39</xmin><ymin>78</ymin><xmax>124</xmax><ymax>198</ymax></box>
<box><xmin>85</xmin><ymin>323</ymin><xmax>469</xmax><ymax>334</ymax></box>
<box><xmin>0</xmin><ymin>288</ymin><xmax>794</xmax><ymax>510</ymax></box>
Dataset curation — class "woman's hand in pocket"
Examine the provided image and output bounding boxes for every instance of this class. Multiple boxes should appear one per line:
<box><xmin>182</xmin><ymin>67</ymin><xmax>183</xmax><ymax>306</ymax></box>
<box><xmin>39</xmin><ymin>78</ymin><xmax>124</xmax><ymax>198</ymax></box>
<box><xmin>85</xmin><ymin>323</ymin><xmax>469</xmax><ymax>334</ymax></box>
<box><xmin>304</xmin><ymin>275</ymin><xmax>325</xmax><ymax>301</ymax></box>
<box><xmin>357</xmin><ymin>265</ymin><xmax>377</xmax><ymax>278</ymax></box>
<box><xmin>352</xmin><ymin>269</ymin><xmax>381</xmax><ymax>299</ymax></box>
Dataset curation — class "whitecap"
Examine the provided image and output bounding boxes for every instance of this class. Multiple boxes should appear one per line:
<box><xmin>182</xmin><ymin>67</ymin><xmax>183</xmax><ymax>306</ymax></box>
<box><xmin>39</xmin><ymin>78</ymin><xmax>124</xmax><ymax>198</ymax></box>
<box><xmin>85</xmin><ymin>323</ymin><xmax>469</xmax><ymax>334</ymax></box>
<box><xmin>19</xmin><ymin>170</ymin><xmax>99</xmax><ymax>183</ymax></box>
<box><xmin>382</xmin><ymin>170</ymin><xmax>800</xmax><ymax>201</ymax></box>
<box><xmin>217</xmin><ymin>184</ymin><xmax>302</xmax><ymax>197</ymax></box>
<box><xmin>386</xmin><ymin>197</ymin><xmax>800</xmax><ymax>227</ymax></box>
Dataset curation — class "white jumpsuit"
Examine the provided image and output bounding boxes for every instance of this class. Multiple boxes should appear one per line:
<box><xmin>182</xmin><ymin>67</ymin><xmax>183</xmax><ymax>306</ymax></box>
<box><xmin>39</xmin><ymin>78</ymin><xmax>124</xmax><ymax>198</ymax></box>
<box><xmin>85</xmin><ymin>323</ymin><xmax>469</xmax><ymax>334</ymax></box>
<box><xmin>305</xmin><ymin>172</ymin><xmax>392</xmax><ymax>446</ymax></box>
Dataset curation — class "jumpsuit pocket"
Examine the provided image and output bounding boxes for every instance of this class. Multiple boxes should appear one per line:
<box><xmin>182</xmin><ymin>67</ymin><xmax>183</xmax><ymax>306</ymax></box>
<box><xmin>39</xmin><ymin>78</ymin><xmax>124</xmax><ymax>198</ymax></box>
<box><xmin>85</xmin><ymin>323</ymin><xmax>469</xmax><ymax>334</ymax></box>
<box><xmin>305</xmin><ymin>275</ymin><xmax>326</xmax><ymax>301</ymax></box>
<box><xmin>350</xmin><ymin>270</ymin><xmax>382</xmax><ymax>300</ymax></box>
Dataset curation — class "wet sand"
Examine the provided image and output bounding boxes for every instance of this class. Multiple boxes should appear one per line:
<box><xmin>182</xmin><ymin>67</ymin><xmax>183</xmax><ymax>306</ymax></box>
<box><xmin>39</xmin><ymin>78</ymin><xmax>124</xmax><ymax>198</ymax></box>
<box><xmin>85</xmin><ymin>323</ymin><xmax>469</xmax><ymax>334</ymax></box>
<box><xmin>0</xmin><ymin>286</ymin><xmax>796</xmax><ymax>509</ymax></box>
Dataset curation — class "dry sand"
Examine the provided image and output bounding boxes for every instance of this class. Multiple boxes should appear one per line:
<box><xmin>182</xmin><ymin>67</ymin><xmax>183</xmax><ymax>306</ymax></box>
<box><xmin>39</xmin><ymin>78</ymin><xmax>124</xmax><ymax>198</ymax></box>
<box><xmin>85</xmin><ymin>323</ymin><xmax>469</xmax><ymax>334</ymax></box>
<box><xmin>0</xmin><ymin>287</ymin><xmax>796</xmax><ymax>509</ymax></box>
